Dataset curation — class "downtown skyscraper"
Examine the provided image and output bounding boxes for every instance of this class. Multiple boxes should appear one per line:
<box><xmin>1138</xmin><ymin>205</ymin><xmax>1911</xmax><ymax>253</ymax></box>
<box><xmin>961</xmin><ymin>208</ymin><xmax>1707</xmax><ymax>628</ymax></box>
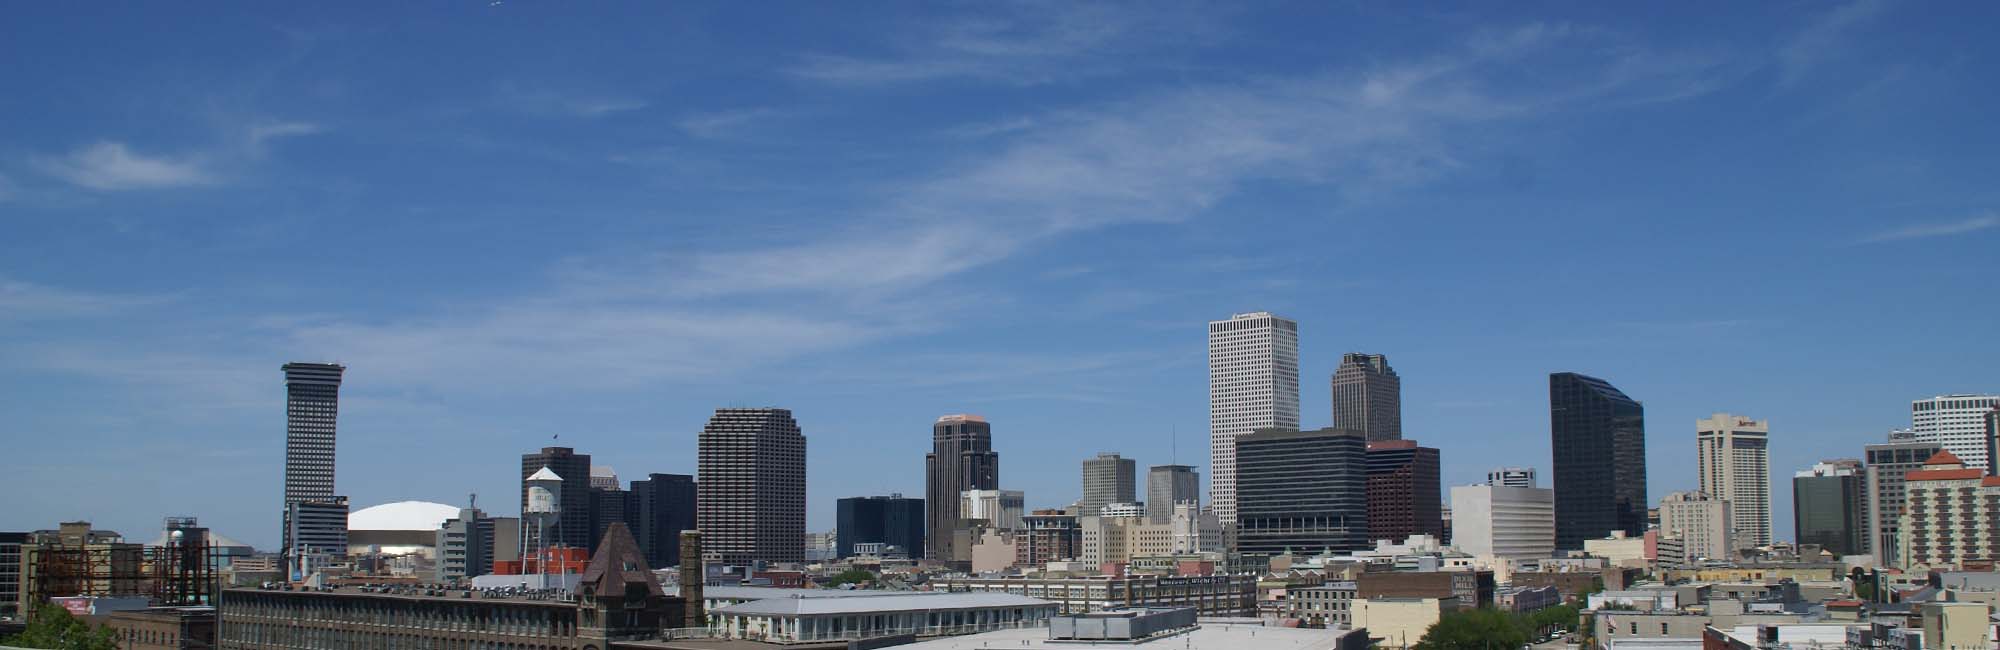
<box><xmin>1331</xmin><ymin>353</ymin><xmax>1401</xmax><ymax>442</ymax></box>
<box><xmin>1208</xmin><ymin>312</ymin><xmax>1300</xmax><ymax>525</ymax></box>
<box><xmin>1079</xmin><ymin>453</ymin><xmax>1136</xmax><ymax>516</ymax></box>
<box><xmin>926</xmin><ymin>414</ymin><xmax>998</xmax><ymax>561</ymax></box>
<box><xmin>280</xmin><ymin>362</ymin><xmax>344</xmax><ymax>566</ymax></box>
<box><xmin>1696</xmin><ymin>412</ymin><xmax>1771</xmax><ymax>549</ymax></box>
<box><xmin>1911</xmin><ymin>394</ymin><xmax>2000</xmax><ymax>474</ymax></box>
<box><xmin>519</xmin><ymin>447</ymin><xmax>592</xmax><ymax>553</ymax></box>
<box><xmin>696</xmin><ymin>408</ymin><xmax>807</xmax><ymax>565</ymax></box>
<box><xmin>1549</xmin><ymin>372</ymin><xmax>1647</xmax><ymax>550</ymax></box>
<box><xmin>1146</xmin><ymin>465</ymin><xmax>1199</xmax><ymax>524</ymax></box>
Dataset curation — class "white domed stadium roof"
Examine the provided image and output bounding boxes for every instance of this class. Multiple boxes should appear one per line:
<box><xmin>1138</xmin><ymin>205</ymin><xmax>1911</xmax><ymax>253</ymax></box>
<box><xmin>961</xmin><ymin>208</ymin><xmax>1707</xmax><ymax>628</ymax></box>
<box><xmin>349</xmin><ymin>501</ymin><xmax>459</xmax><ymax>532</ymax></box>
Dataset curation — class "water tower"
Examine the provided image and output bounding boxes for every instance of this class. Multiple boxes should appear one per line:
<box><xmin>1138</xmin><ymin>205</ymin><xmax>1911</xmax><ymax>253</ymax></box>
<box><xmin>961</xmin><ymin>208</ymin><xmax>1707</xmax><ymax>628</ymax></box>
<box><xmin>524</xmin><ymin>466</ymin><xmax>563</xmax><ymax>587</ymax></box>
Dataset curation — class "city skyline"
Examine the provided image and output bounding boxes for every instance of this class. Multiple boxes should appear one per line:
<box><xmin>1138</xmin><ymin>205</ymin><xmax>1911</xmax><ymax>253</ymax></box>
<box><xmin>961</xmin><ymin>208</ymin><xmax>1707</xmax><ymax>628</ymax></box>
<box><xmin>6</xmin><ymin>2</ymin><xmax>2000</xmax><ymax>548</ymax></box>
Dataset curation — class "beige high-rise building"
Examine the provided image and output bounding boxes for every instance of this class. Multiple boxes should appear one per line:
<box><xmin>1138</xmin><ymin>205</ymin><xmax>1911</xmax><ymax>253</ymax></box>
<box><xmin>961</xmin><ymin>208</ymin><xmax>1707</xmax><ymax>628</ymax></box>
<box><xmin>1658</xmin><ymin>491</ymin><xmax>1731</xmax><ymax>567</ymax></box>
<box><xmin>1696</xmin><ymin>413</ymin><xmax>1770</xmax><ymax>549</ymax></box>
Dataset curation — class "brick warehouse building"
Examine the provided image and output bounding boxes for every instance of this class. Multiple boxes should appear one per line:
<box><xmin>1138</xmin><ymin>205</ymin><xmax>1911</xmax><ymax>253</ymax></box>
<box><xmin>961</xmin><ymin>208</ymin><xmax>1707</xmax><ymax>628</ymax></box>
<box><xmin>219</xmin><ymin>524</ymin><xmax>682</xmax><ymax>650</ymax></box>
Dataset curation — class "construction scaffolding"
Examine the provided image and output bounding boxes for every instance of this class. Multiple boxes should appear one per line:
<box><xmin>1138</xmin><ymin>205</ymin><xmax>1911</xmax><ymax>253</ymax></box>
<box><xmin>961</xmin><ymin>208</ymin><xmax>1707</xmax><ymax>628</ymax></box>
<box><xmin>150</xmin><ymin>516</ymin><xmax>220</xmax><ymax>606</ymax></box>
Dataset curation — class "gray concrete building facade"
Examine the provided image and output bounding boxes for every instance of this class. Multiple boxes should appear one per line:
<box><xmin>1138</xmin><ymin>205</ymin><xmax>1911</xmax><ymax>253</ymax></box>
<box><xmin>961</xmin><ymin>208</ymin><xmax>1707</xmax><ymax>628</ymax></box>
<box><xmin>279</xmin><ymin>362</ymin><xmax>343</xmax><ymax>569</ymax></box>
<box><xmin>1079</xmin><ymin>453</ymin><xmax>1136</xmax><ymax>516</ymax></box>
<box><xmin>697</xmin><ymin>408</ymin><xmax>807</xmax><ymax>566</ymax></box>
<box><xmin>1145</xmin><ymin>465</ymin><xmax>1199</xmax><ymax>525</ymax></box>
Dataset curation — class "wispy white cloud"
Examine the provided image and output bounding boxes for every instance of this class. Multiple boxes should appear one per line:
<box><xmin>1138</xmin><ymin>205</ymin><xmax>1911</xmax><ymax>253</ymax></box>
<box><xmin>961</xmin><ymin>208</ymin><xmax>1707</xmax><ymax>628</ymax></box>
<box><xmin>246</xmin><ymin>121</ymin><xmax>324</xmax><ymax>149</ymax></box>
<box><xmin>790</xmin><ymin>4</ymin><xmax>1218</xmax><ymax>86</ymax></box>
<box><xmin>676</xmin><ymin>107</ymin><xmax>792</xmax><ymax>139</ymax></box>
<box><xmin>30</xmin><ymin>119</ymin><xmax>320</xmax><ymax>192</ymax></box>
<box><xmin>1779</xmin><ymin>0</ymin><xmax>1889</xmax><ymax>87</ymax></box>
<box><xmin>498</xmin><ymin>83</ymin><xmax>648</xmax><ymax>118</ymax></box>
<box><xmin>35</xmin><ymin>142</ymin><xmax>214</xmax><ymax>191</ymax></box>
<box><xmin>116</xmin><ymin>20</ymin><xmax>1731</xmax><ymax>395</ymax></box>
<box><xmin>0</xmin><ymin>278</ymin><xmax>173</xmax><ymax>321</ymax></box>
<box><xmin>1860</xmin><ymin>214</ymin><xmax>1999</xmax><ymax>243</ymax></box>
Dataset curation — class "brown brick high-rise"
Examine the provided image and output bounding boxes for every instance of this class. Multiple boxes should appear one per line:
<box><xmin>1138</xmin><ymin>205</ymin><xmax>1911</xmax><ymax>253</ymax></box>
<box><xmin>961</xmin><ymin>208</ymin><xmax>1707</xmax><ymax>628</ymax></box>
<box><xmin>1365</xmin><ymin>440</ymin><xmax>1442</xmax><ymax>543</ymax></box>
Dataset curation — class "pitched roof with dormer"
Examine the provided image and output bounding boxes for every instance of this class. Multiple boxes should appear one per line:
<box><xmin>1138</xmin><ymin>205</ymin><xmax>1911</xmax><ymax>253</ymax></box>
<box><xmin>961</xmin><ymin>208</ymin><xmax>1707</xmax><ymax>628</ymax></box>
<box><xmin>580</xmin><ymin>522</ymin><xmax>664</xmax><ymax>598</ymax></box>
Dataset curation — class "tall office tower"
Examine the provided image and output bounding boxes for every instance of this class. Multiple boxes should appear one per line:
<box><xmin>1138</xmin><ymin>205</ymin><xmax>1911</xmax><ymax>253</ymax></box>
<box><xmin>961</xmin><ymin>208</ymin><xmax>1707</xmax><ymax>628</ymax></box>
<box><xmin>1208</xmin><ymin>312</ymin><xmax>1301</xmax><ymax>525</ymax></box>
<box><xmin>834</xmin><ymin>495</ymin><xmax>925</xmax><ymax>558</ymax></box>
<box><xmin>1695</xmin><ymin>413</ymin><xmax>1772</xmax><ymax>550</ymax></box>
<box><xmin>1911</xmin><ymin>394</ymin><xmax>2000</xmax><ymax>475</ymax></box>
<box><xmin>1331</xmin><ymin>353</ymin><xmax>1402</xmax><ymax>442</ymax></box>
<box><xmin>1549</xmin><ymin>372</ymin><xmax>1647</xmax><ymax>550</ymax></box>
<box><xmin>1792</xmin><ymin>459</ymin><xmax>1867</xmax><ymax>557</ymax></box>
<box><xmin>926</xmin><ymin>414</ymin><xmax>999</xmax><ymax>561</ymax></box>
<box><xmin>627</xmin><ymin>473</ymin><xmax>696</xmax><ymax>570</ymax></box>
<box><xmin>286</xmin><ymin>497</ymin><xmax>349</xmax><ymax>577</ymax></box>
<box><xmin>1658</xmin><ymin>491</ymin><xmax>1731</xmax><ymax>566</ymax></box>
<box><xmin>588</xmin><ymin>485</ymin><xmax>628</xmax><ymax>553</ymax></box>
<box><xmin>1080</xmin><ymin>453</ymin><xmax>1137</xmax><ymax>516</ymax></box>
<box><xmin>1864</xmin><ymin>436</ymin><xmax>1944</xmax><ymax>566</ymax></box>
<box><xmin>1486</xmin><ymin>468</ymin><xmax>1536</xmax><ymax>488</ymax></box>
<box><xmin>1234</xmin><ymin>427</ymin><xmax>1367</xmax><ymax>555</ymax></box>
<box><xmin>280</xmin><ymin>362</ymin><xmax>345</xmax><ymax>567</ymax></box>
<box><xmin>696</xmin><ymin>408</ymin><xmax>807</xmax><ymax>565</ymax></box>
<box><xmin>1896</xmin><ymin>450</ymin><xmax>2000</xmax><ymax>570</ymax></box>
<box><xmin>1365</xmin><ymin>440</ymin><xmax>1443</xmax><ymax>543</ymax></box>
<box><xmin>520</xmin><ymin>447</ymin><xmax>592</xmax><ymax>554</ymax></box>
<box><xmin>1985</xmin><ymin>407</ymin><xmax>2000</xmax><ymax>476</ymax></box>
<box><xmin>1449</xmin><ymin>484</ymin><xmax>1555</xmax><ymax>561</ymax></box>
<box><xmin>1146</xmin><ymin>465</ymin><xmax>1200</xmax><ymax>524</ymax></box>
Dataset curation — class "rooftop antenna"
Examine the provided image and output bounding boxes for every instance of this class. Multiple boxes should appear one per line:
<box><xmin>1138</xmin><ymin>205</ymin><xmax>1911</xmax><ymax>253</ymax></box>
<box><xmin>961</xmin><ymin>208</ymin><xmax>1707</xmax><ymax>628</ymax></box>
<box><xmin>1171</xmin><ymin>424</ymin><xmax>1178</xmax><ymax>466</ymax></box>
<box><xmin>469</xmin><ymin>493</ymin><xmax>477</xmax><ymax>510</ymax></box>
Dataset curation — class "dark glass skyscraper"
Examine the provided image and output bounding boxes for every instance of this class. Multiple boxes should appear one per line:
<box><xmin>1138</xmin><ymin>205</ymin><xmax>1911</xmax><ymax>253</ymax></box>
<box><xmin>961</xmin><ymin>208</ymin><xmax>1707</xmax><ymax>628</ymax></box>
<box><xmin>835</xmin><ymin>495</ymin><xmax>925</xmax><ymax>558</ymax></box>
<box><xmin>926</xmin><ymin>414</ymin><xmax>999</xmax><ymax>560</ymax></box>
<box><xmin>280</xmin><ymin>362</ymin><xmax>344</xmax><ymax>566</ymax></box>
<box><xmin>1332</xmin><ymin>353</ymin><xmax>1401</xmax><ymax>442</ymax></box>
<box><xmin>520</xmin><ymin>447</ymin><xmax>592</xmax><ymax>553</ymax></box>
<box><xmin>1549</xmin><ymin>372</ymin><xmax>1647</xmax><ymax>550</ymax></box>
<box><xmin>696</xmin><ymin>408</ymin><xmax>807</xmax><ymax>565</ymax></box>
<box><xmin>1365</xmin><ymin>440</ymin><xmax>1442</xmax><ymax>543</ymax></box>
<box><xmin>628</xmin><ymin>473</ymin><xmax>696</xmax><ymax>570</ymax></box>
<box><xmin>1234</xmin><ymin>427</ymin><xmax>1368</xmax><ymax>555</ymax></box>
<box><xmin>1793</xmin><ymin>459</ymin><xmax>1867</xmax><ymax>557</ymax></box>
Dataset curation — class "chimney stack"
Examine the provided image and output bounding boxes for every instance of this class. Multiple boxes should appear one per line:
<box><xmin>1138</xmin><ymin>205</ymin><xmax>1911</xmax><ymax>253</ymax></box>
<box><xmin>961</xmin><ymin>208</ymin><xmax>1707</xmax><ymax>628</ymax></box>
<box><xmin>679</xmin><ymin>530</ymin><xmax>704</xmax><ymax>630</ymax></box>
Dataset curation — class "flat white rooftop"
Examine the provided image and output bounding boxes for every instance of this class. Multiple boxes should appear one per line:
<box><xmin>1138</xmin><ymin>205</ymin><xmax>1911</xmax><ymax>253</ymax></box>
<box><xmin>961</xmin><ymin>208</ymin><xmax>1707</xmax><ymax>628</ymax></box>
<box><xmin>895</xmin><ymin>622</ymin><xmax>1350</xmax><ymax>649</ymax></box>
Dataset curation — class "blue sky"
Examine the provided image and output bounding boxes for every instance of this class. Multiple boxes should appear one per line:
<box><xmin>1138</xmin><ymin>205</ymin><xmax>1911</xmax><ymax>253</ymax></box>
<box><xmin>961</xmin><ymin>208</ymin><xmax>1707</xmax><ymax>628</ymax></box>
<box><xmin>3</xmin><ymin>2</ymin><xmax>1997</xmax><ymax>550</ymax></box>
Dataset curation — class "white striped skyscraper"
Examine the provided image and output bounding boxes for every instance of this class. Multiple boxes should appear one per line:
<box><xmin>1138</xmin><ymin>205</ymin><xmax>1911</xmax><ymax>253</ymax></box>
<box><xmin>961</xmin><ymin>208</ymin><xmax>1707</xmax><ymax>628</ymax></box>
<box><xmin>1911</xmin><ymin>394</ymin><xmax>2000</xmax><ymax>473</ymax></box>
<box><xmin>1208</xmin><ymin>312</ymin><xmax>1300</xmax><ymax>526</ymax></box>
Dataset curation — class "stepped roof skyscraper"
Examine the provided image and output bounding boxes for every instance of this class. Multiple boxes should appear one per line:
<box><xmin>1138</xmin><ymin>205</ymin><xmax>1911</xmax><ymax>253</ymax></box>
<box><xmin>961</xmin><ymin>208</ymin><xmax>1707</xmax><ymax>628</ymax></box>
<box><xmin>1332</xmin><ymin>353</ymin><xmax>1401</xmax><ymax>442</ymax></box>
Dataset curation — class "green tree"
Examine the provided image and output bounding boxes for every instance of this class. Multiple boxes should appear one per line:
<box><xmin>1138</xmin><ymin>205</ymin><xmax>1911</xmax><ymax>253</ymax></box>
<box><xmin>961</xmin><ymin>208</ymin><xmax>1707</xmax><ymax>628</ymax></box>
<box><xmin>2</xmin><ymin>604</ymin><xmax>120</xmax><ymax>650</ymax></box>
<box><xmin>1413</xmin><ymin>608</ymin><xmax>1530</xmax><ymax>650</ymax></box>
<box><xmin>822</xmin><ymin>569</ymin><xmax>876</xmax><ymax>588</ymax></box>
